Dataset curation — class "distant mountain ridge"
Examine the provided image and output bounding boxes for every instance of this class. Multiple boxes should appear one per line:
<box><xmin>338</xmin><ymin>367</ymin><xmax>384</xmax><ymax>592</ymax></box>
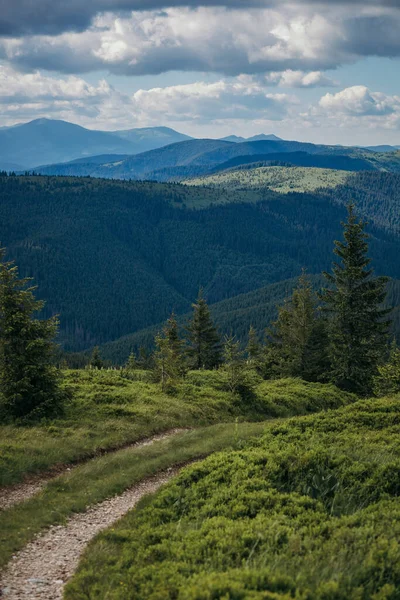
<box><xmin>222</xmin><ymin>133</ymin><xmax>282</xmax><ymax>143</ymax></box>
<box><xmin>0</xmin><ymin>118</ymin><xmax>192</xmax><ymax>170</ymax></box>
<box><xmin>35</xmin><ymin>136</ymin><xmax>400</xmax><ymax>180</ymax></box>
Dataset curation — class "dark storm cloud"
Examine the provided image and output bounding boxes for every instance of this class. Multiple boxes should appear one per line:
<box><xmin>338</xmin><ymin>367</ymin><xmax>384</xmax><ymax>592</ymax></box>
<box><xmin>342</xmin><ymin>15</ymin><xmax>400</xmax><ymax>58</ymax></box>
<box><xmin>1</xmin><ymin>0</ymin><xmax>399</xmax><ymax>37</ymax></box>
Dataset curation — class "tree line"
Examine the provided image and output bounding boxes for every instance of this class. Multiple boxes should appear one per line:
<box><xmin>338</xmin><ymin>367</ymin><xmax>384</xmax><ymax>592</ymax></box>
<box><xmin>93</xmin><ymin>204</ymin><xmax>397</xmax><ymax>397</ymax></box>
<box><xmin>0</xmin><ymin>203</ymin><xmax>399</xmax><ymax>422</ymax></box>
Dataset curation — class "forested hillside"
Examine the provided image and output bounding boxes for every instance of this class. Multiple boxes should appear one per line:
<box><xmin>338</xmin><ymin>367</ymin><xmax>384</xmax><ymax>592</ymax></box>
<box><xmin>93</xmin><ymin>276</ymin><xmax>400</xmax><ymax>364</ymax></box>
<box><xmin>35</xmin><ymin>138</ymin><xmax>400</xmax><ymax>181</ymax></box>
<box><xmin>1</xmin><ymin>173</ymin><xmax>400</xmax><ymax>351</ymax></box>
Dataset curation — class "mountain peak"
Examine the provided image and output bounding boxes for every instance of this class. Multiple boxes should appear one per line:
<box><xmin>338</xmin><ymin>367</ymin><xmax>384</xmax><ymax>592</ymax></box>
<box><xmin>221</xmin><ymin>133</ymin><xmax>282</xmax><ymax>143</ymax></box>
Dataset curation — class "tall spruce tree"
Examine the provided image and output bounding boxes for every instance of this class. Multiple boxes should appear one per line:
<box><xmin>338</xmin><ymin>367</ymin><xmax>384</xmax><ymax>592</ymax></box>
<box><xmin>266</xmin><ymin>272</ymin><xmax>329</xmax><ymax>381</ymax></box>
<box><xmin>186</xmin><ymin>289</ymin><xmax>221</xmax><ymax>370</ymax></box>
<box><xmin>164</xmin><ymin>313</ymin><xmax>184</xmax><ymax>359</ymax></box>
<box><xmin>125</xmin><ymin>352</ymin><xmax>138</xmax><ymax>371</ymax></box>
<box><xmin>0</xmin><ymin>248</ymin><xmax>65</xmax><ymax>421</ymax></box>
<box><xmin>90</xmin><ymin>346</ymin><xmax>103</xmax><ymax>369</ymax></box>
<box><xmin>321</xmin><ymin>204</ymin><xmax>391</xmax><ymax>395</ymax></box>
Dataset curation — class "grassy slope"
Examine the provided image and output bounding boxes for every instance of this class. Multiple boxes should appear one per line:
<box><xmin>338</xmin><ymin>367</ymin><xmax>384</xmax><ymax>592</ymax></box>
<box><xmin>0</xmin><ymin>371</ymin><xmax>352</xmax><ymax>486</ymax></box>
<box><xmin>67</xmin><ymin>394</ymin><xmax>400</xmax><ymax>600</ymax></box>
<box><xmin>186</xmin><ymin>166</ymin><xmax>351</xmax><ymax>194</ymax></box>
<box><xmin>0</xmin><ymin>376</ymin><xmax>354</xmax><ymax>570</ymax></box>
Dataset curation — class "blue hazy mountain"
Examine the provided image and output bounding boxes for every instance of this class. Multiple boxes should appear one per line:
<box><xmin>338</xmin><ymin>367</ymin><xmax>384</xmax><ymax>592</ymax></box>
<box><xmin>0</xmin><ymin>118</ymin><xmax>192</xmax><ymax>170</ymax></box>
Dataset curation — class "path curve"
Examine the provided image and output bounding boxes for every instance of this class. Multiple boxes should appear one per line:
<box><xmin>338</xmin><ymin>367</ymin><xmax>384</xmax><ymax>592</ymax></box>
<box><xmin>0</xmin><ymin>467</ymin><xmax>180</xmax><ymax>599</ymax></box>
<box><xmin>0</xmin><ymin>429</ymin><xmax>188</xmax><ymax>512</ymax></box>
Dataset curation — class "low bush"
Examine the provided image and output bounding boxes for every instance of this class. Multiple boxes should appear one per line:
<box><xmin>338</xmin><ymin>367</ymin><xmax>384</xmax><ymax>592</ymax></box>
<box><xmin>0</xmin><ymin>370</ymin><xmax>353</xmax><ymax>486</ymax></box>
<box><xmin>66</xmin><ymin>396</ymin><xmax>400</xmax><ymax>600</ymax></box>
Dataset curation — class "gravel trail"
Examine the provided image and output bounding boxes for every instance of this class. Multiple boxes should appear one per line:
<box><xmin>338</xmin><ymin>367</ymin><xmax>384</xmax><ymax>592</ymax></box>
<box><xmin>0</xmin><ymin>467</ymin><xmax>180</xmax><ymax>599</ymax></box>
<box><xmin>0</xmin><ymin>429</ymin><xmax>187</xmax><ymax>512</ymax></box>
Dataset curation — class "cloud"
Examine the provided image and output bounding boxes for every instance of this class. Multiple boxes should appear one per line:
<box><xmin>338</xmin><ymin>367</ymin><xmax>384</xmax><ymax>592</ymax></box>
<box><xmin>1</xmin><ymin>5</ymin><xmax>400</xmax><ymax>77</ymax></box>
<box><xmin>319</xmin><ymin>86</ymin><xmax>400</xmax><ymax>117</ymax></box>
<box><xmin>0</xmin><ymin>64</ymin><xmax>136</xmax><ymax>127</ymax></box>
<box><xmin>264</xmin><ymin>70</ymin><xmax>336</xmax><ymax>88</ymax></box>
<box><xmin>1</xmin><ymin>0</ymin><xmax>399</xmax><ymax>37</ymax></box>
<box><xmin>130</xmin><ymin>80</ymin><xmax>295</xmax><ymax>123</ymax></box>
<box><xmin>0</xmin><ymin>65</ymin><xmax>295</xmax><ymax>129</ymax></box>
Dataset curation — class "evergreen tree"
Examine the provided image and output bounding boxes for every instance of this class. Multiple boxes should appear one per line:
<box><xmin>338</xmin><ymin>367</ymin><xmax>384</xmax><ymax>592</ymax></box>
<box><xmin>0</xmin><ymin>248</ymin><xmax>65</xmax><ymax>421</ymax></box>
<box><xmin>321</xmin><ymin>204</ymin><xmax>391</xmax><ymax>395</ymax></box>
<box><xmin>186</xmin><ymin>289</ymin><xmax>221</xmax><ymax>370</ymax></box>
<box><xmin>266</xmin><ymin>272</ymin><xmax>329</xmax><ymax>381</ymax></box>
<box><xmin>373</xmin><ymin>340</ymin><xmax>400</xmax><ymax>397</ymax></box>
<box><xmin>90</xmin><ymin>346</ymin><xmax>103</xmax><ymax>369</ymax></box>
<box><xmin>125</xmin><ymin>352</ymin><xmax>138</xmax><ymax>371</ymax></box>
<box><xmin>153</xmin><ymin>316</ymin><xmax>185</xmax><ymax>391</ymax></box>
<box><xmin>164</xmin><ymin>313</ymin><xmax>185</xmax><ymax>362</ymax></box>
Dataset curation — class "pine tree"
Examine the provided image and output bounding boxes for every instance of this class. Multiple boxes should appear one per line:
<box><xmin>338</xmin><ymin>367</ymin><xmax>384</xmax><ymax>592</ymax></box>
<box><xmin>186</xmin><ymin>289</ymin><xmax>221</xmax><ymax>370</ymax></box>
<box><xmin>0</xmin><ymin>248</ymin><xmax>65</xmax><ymax>421</ymax></box>
<box><xmin>153</xmin><ymin>316</ymin><xmax>185</xmax><ymax>391</ymax></box>
<box><xmin>164</xmin><ymin>313</ymin><xmax>184</xmax><ymax>361</ymax></box>
<box><xmin>321</xmin><ymin>203</ymin><xmax>391</xmax><ymax>395</ymax></box>
<box><xmin>125</xmin><ymin>352</ymin><xmax>137</xmax><ymax>371</ymax></box>
<box><xmin>266</xmin><ymin>272</ymin><xmax>329</xmax><ymax>381</ymax></box>
<box><xmin>90</xmin><ymin>346</ymin><xmax>103</xmax><ymax>369</ymax></box>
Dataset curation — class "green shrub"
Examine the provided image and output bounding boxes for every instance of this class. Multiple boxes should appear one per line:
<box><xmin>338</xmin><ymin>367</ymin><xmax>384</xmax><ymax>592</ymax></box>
<box><xmin>66</xmin><ymin>396</ymin><xmax>400</xmax><ymax>600</ymax></box>
<box><xmin>0</xmin><ymin>370</ymin><xmax>353</xmax><ymax>486</ymax></box>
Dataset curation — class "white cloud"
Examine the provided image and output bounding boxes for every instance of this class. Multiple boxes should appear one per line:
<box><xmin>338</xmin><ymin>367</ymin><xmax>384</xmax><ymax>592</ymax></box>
<box><xmin>319</xmin><ymin>86</ymin><xmax>400</xmax><ymax>116</ymax></box>
<box><xmin>130</xmin><ymin>80</ymin><xmax>295</xmax><ymax>124</ymax></box>
<box><xmin>0</xmin><ymin>64</ymin><xmax>138</xmax><ymax>128</ymax></box>
<box><xmin>1</xmin><ymin>6</ymin><xmax>400</xmax><ymax>77</ymax></box>
<box><xmin>0</xmin><ymin>65</ymin><xmax>295</xmax><ymax>129</ymax></box>
<box><xmin>0</xmin><ymin>64</ymin><xmax>111</xmax><ymax>104</ymax></box>
<box><xmin>263</xmin><ymin>69</ymin><xmax>336</xmax><ymax>87</ymax></box>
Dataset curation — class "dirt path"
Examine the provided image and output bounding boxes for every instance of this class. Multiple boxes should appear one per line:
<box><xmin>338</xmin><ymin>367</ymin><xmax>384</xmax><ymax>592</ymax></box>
<box><xmin>0</xmin><ymin>429</ymin><xmax>187</xmax><ymax>512</ymax></box>
<box><xmin>0</xmin><ymin>467</ymin><xmax>180</xmax><ymax>599</ymax></box>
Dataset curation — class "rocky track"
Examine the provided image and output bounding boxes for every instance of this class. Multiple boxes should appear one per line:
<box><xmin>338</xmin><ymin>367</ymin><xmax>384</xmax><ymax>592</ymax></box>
<box><xmin>0</xmin><ymin>429</ymin><xmax>189</xmax><ymax>599</ymax></box>
<box><xmin>0</xmin><ymin>468</ymin><xmax>179</xmax><ymax>599</ymax></box>
<box><xmin>0</xmin><ymin>429</ymin><xmax>187</xmax><ymax>512</ymax></box>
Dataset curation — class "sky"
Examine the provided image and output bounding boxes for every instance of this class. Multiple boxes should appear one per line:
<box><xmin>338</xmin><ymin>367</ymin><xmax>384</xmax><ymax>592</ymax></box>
<box><xmin>0</xmin><ymin>0</ymin><xmax>399</xmax><ymax>145</ymax></box>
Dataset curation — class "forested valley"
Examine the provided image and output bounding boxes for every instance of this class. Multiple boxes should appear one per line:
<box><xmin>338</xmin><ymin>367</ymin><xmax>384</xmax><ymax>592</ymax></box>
<box><xmin>1</xmin><ymin>172</ymin><xmax>400</xmax><ymax>352</ymax></box>
<box><xmin>1</xmin><ymin>166</ymin><xmax>400</xmax><ymax>600</ymax></box>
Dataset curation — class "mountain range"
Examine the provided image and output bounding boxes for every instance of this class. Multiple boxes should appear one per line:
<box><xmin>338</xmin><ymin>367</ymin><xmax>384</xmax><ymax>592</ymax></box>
<box><xmin>2</xmin><ymin>118</ymin><xmax>399</xmax><ymax>176</ymax></box>
<box><xmin>34</xmin><ymin>136</ymin><xmax>400</xmax><ymax>181</ymax></box>
<box><xmin>0</xmin><ymin>118</ymin><xmax>192</xmax><ymax>170</ymax></box>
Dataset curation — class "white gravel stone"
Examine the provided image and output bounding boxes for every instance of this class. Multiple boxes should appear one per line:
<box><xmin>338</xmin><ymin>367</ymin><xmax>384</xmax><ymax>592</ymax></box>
<box><xmin>0</xmin><ymin>468</ymin><xmax>180</xmax><ymax>599</ymax></box>
<box><xmin>0</xmin><ymin>429</ymin><xmax>190</xmax><ymax>599</ymax></box>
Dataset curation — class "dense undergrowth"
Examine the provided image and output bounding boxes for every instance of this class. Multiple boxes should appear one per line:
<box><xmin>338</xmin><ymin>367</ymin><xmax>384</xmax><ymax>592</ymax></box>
<box><xmin>0</xmin><ymin>423</ymin><xmax>267</xmax><ymax>569</ymax></box>
<box><xmin>66</xmin><ymin>394</ymin><xmax>400</xmax><ymax>600</ymax></box>
<box><xmin>0</xmin><ymin>370</ymin><xmax>351</xmax><ymax>486</ymax></box>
